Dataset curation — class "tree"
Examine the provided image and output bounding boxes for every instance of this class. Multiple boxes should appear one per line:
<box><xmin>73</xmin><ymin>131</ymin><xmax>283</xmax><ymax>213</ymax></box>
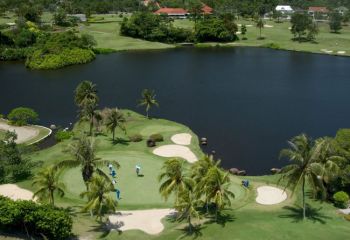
<box><xmin>138</xmin><ymin>89</ymin><xmax>159</xmax><ymax>119</ymax></box>
<box><xmin>256</xmin><ymin>18</ymin><xmax>265</xmax><ymax>39</ymax></box>
<box><xmin>105</xmin><ymin>109</ymin><xmax>126</xmax><ymax>142</ymax></box>
<box><xmin>80</xmin><ymin>175</ymin><xmax>117</xmax><ymax>221</ymax></box>
<box><xmin>191</xmin><ymin>155</ymin><xmax>221</xmax><ymax>213</ymax></box>
<box><xmin>329</xmin><ymin>11</ymin><xmax>343</xmax><ymax>33</ymax></box>
<box><xmin>7</xmin><ymin>107</ymin><xmax>38</xmax><ymax>126</ymax></box>
<box><xmin>176</xmin><ymin>188</ymin><xmax>200</xmax><ymax>233</ymax></box>
<box><xmin>241</xmin><ymin>24</ymin><xmax>247</xmax><ymax>39</ymax></box>
<box><xmin>74</xmin><ymin>81</ymin><xmax>99</xmax><ymax>135</ymax></box>
<box><xmin>55</xmin><ymin>136</ymin><xmax>119</xmax><ymax>189</ymax></box>
<box><xmin>203</xmin><ymin>167</ymin><xmax>235</xmax><ymax>221</ymax></box>
<box><xmin>306</xmin><ymin>22</ymin><xmax>319</xmax><ymax>42</ymax></box>
<box><xmin>32</xmin><ymin>166</ymin><xmax>65</xmax><ymax>206</ymax></box>
<box><xmin>279</xmin><ymin>134</ymin><xmax>326</xmax><ymax>220</ymax></box>
<box><xmin>273</xmin><ymin>10</ymin><xmax>283</xmax><ymax>23</ymax></box>
<box><xmin>187</xmin><ymin>0</ymin><xmax>203</xmax><ymax>27</ymax></box>
<box><xmin>53</xmin><ymin>7</ymin><xmax>68</xmax><ymax>26</ymax></box>
<box><xmin>159</xmin><ymin>158</ymin><xmax>193</xmax><ymax>205</ymax></box>
<box><xmin>291</xmin><ymin>12</ymin><xmax>315</xmax><ymax>42</ymax></box>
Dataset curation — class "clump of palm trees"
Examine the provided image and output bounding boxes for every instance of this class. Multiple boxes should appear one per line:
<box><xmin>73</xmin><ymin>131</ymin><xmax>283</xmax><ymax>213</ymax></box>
<box><xmin>158</xmin><ymin>155</ymin><xmax>235</xmax><ymax>232</ymax></box>
<box><xmin>279</xmin><ymin>134</ymin><xmax>343</xmax><ymax>220</ymax></box>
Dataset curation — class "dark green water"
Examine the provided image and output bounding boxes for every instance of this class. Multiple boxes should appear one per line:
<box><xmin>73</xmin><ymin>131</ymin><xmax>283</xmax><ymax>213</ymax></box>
<box><xmin>1</xmin><ymin>47</ymin><xmax>349</xmax><ymax>174</ymax></box>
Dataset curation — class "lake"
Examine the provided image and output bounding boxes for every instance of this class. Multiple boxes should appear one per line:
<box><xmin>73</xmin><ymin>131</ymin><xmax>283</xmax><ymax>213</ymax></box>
<box><xmin>1</xmin><ymin>47</ymin><xmax>349</xmax><ymax>175</ymax></box>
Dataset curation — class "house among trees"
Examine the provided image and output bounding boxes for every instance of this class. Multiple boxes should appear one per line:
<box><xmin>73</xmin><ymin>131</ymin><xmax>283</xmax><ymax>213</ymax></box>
<box><xmin>275</xmin><ymin>5</ymin><xmax>294</xmax><ymax>15</ymax></box>
<box><xmin>335</xmin><ymin>6</ymin><xmax>348</xmax><ymax>16</ymax></box>
<box><xmin>308</xmin><ymin>7</ymin><xmax>329</xmax><ymax>19</ymax></box>
<box><xmin>67</xmin><ymin>14</ymin><xmax>87</xmax><ymax>22</ymax></box>
<box><xmin>154</xmin><ymin>4</ymin><xmax>212</xmax><ymax>18</ymax></box>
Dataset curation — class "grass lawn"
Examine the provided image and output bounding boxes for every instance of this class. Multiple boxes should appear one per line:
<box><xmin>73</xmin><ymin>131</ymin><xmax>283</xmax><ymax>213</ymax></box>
<box><xmin>6</xmin><ymin>109</ymin><xmax>348</xmax><ymax>240</ymax></box>
<box><xmin>0</xmin><ymin>129</ymin><xmax>6</xmax><ymax>139</ymax></box>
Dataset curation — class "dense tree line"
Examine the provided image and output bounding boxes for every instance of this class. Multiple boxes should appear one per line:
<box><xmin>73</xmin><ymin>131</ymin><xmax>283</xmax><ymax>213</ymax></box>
<box><xmin>120</xmin><ymin>11</ymin><xmax>238</xmax><ymax>43</ymax></box>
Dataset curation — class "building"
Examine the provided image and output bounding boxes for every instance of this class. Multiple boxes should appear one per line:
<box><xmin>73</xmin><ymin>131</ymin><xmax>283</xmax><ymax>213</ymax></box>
<box><xmin>275</xmin><ymin>5</ymin><xmax>294</xmax><ymax>14</ymax></box>
<box><xmin>335</xmin><ymin>6</ymin><xmax>349</xmax><ymax>15</ymax></box>
<box><xmin>202</xmin><ymin>4</ymin><xmax>213</xmax><ymax>14</ymax></box>
<box><xmin>308</xmin><ymin>7</ymin><xmax>329</xmax><ymax>19</ymax></box>
<box><xmin>154</xmin><ymin>8</ymin><xmax>188</xmax><ymax>18</ymax></box>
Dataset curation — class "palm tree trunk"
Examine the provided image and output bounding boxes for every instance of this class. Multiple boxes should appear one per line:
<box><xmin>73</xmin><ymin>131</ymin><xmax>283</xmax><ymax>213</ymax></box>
<box><xmin>112</xmin><ymin>128</ymin><xmax>115</xmax><ymax>142</ymax></box>
<box><xmin>302</xmin><ymin>178</ymin><xmax>306</xmax><ymax>220</ymax></box>
<box><xmin>188</xmin><ymin>215</ymin><xmax>192</xmax><ymax>233</ymax></box>
<box><xmin>260</xmin><ymin>28</ymin><xmax>262</xmax><ymax>38</ymax></box>
<box><xmin>50</xmin><ymin>190</ymin><xmax>54</xmax><ymax>206</ymax></box>
<box><xmin>215</xmin><ymin>207</ymin><xmax>218</xmax><ymax>222</ymax></box>
<box><xmin>89</xmin><ymin>117</ymin><xmax>93</xmax><ymax>136</ymax></box>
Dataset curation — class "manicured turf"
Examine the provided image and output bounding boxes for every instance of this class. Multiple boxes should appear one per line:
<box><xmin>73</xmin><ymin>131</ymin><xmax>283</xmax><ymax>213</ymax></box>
<box><xmin>11</xmin><ymin>109</ymin><xmax>350</xmax><ymax>240</ymax></box>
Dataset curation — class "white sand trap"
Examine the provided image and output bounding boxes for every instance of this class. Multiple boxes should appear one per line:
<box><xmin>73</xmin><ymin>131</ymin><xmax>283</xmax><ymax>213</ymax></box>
<box><xmin>337</xmin><ymin>51</ymin><xmax>346</xmax><ymax>54</ymax></box>
<box><xmin>0</xmin><ymin>184</ymin><xmax>35</xmax><ymax>201</ymax></box>
<box><xmin>236</xmin><ymin>31</ymin><xmax>242</xmax><ymax>34</ymax></box>
<box><xmin>265</xmin><ymin>24</ymin><xmax>274</xmax><ymax>28</ymax></box>
<box><xmin>108</xmin><ymin>209</ymin><xmax>175</xmax><ymax>234</ymax></box>
<box><xmin>171</xmin><ymin>133</ymin><xmax>192</xmax><ymax>145</ymax></box>
<box><xmin>256</xmin><ymin>186</ymin><xmax>287</xmax><ymax>205</ymax></box>
<box><xmin>0</xmin><ymin>121</ymin><xmax>39</xmax><ymax>144</ymax></box>
<box><xmin>246</xmin><ymin>25</ymin><xmax>253</xmax><ymax>27</ymax></box>
<box><xmin>153</xmin><ymin>145</ymin><xmax>198</xmax><ymax>163</ymax></box>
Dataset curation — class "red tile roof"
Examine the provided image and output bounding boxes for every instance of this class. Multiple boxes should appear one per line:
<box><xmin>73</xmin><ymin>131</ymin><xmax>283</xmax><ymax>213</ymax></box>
<box><xmin>155</xmin><ymin>8</ymin><xmax>188</xmax><ymax>15</ymax></box>
<box><xmin>308</xmin><ymin>7</ymin><xmax>329</xmax><ymax>13</ymax></box>
<box><xmin>202</xmin><ymin>4</ymin><xmax>213</xmax><ymax>14</ymax></box>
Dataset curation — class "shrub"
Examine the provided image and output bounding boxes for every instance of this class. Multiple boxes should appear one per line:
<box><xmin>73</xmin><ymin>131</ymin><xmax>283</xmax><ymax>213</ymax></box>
<box><xmin>129</xmin><ymin>134</ymin><xmax>143</xmax><ymax>142</ymax></box>
<box><xmin>195</xmin><ymin>16</ymin><xmax>238</xmax><ymax>42</ymax></box>
<box><xmin>333</xmin><ymin>191</ymin><xmax>349</xmax><ymax>209</ymax></box>
<box><xmin>7</xmin><ymin>107</ymin><xmax>39</xmax><ymax>126</ymax></box>
<box><xmin>149</xmin><ymin>133</ymin><xmax>164</xmax><ymax>142</ymax></box>
<box><xmin>0</xmin><ymin>197</ymin><xmax>73</xmax><ymax>239</ymax></box>
<box><xmin>262</xmin><ymin>43</ymin><xmax>281</xmax><ymax>49</ymax></box>
<box><xmin>55</xmin><ymin>130</ymin><xmax>73</xmax><ymax>142</ymax></box>
<box><xmin>26</xmin><ymin>48</ymin><xmax>95</xmax><ymax>70</ymax></box>
<box><xmin>93</xmin><ymin>48</ymin><xmax>117</xmax><ymax>54</ymax></box>
<box><xmin>0</xmin><ymin>47</ymin><xmax>32</xmax><ymax>61</ymax></box>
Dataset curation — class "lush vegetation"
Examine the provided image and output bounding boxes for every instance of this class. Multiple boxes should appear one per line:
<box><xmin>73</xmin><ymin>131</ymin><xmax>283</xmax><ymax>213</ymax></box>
<box><xmin>7</xmin><ymin>107</ymin><xmax>38</xmax><ymax>126</ymax></box>
<box><xmin>0</xmin><ymin>196</ymin><xmax>72</xmax><ymax>239</ymax></box>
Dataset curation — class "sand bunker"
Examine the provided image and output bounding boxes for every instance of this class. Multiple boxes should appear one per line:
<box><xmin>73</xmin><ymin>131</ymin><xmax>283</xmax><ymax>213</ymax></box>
<box><xmin>171</xmin><ymin>133</ymin><xmax>192</xmax><ymax>145</ymax></box>
<box><xmin>109</xmin><ymin>209</ymin><xmax>175</xmax><ymax>234</ymax></box>
<box><xmin>337</xmin><ymin>51</ymin><xmax>346</xmax><ymax>54</ymax></box>
<box><xmin>0</xmin><ymin>121</ymin><xmax>39</xmax><ymax>144</ymax></box>
<box><xmin>265</xmin><ymin>24</ymin><xmax>274</xmax><ymax>28</ymax></box>
<box><xmin>0</xmin><ymin>184</ymin><xmax>35</xmax><ymax>201</ymax></box>
<box><xmin>256</xmin><ymin>186</ymin><xmax>287</xmax><ymax>205</ymax></box>
<box><xmin>153</xmin><ymin>145</ymin><xmax>198</xmax><ymax>163</ymax></box>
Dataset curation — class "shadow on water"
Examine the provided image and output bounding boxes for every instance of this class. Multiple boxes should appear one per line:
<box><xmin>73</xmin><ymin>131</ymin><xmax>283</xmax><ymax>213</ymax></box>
<box><xmin>279</xmin><ymin>204</ymin><xmax>331</xmax><ymax>224</ymax></box>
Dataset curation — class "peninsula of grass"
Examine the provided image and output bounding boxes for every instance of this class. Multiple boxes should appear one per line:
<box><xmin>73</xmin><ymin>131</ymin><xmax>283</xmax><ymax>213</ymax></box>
<box><xmin>5</xmin><ymin>109</ymin><xmax>348</xmax><ymax>240</ymax></box>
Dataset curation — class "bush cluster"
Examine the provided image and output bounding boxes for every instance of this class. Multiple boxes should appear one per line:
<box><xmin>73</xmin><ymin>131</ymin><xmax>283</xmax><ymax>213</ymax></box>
<box><xmin>7</xmin><ymin>107</ymin><xmax>38</xmax><ymax>126</ymax></box>
<box><xmin>26</xmin><ymin>48</ymin><xmax>95</xmax><ymax>70</ymax></box>
<box><xmin>0</xmin><ymin>196</ymin><xmax>73</xmax><ymax>239</ymax></box>
<box><xmin>149</xmin><ymin>133</ymin><xmax>164</xmax><ymax>142</ymax></box>
<box><xmin>55</xmin><ymin>130</ymin><xmax>74</xmax><ymax>142</ymax></box>
<box><xmin>129</xmin><ymin>134</ymin><xmax>143</xmax><ymax>142</ymax></box>
<box><xmin>333</xmin><ymin>191</ymin><xmax>349</xmax><ymax>209</ymax></box>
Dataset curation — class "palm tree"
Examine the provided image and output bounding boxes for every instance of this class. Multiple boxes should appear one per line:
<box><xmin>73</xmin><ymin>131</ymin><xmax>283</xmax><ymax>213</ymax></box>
<box><xmin>176</xmin><ymin>188</ymin><xmax>201</xmax><ymax>233</ymax></box>
<box><xmin>75</xmin><ymin>81</ymin><xmax>99</xmax><ymax>136</ymax></box>
<box><xmin>191</xmin><ymin>155</ymin><xmax>220</xmax><ymax>212</ymax></box>
<box><xmin>80</xmin><ymin>175</ymin><xmax>117</xmax><ymax>221</ymax></box>
<box><xmin>138</xmin><ymin>89</ymin><xmax>159</xmax><ymax>119</ymax></box>
<box><xmin>105</xmin><ymin>109</ymin><xmax>126</xmax><ymax>142</ymax></box>
<box><xmin>74</xmin><ymin>80</ymin><xmax>99</xmax><ymax>107</ymax></box>
<box><xmin>32</xmin><ymin>166</ymin><xmax>65</xmax><ymax>206</ymax></box>
<box><xmin>279</xmin><ymin>134</ymin><xmax>326</xmax><ymax>220</ymax></box>
<box><xmin>56</xmin><ymin>136</ymin><xmax>120</xmax><ymax>190</ymax></box>
<box><xmin>203</xmin><ymin>167</ymin><xmax>235</xmax><ymax>221</ymax></box>
<box><xmin>256</xmin><ymin>18</ymin><xmax>264</xmax><ymax>39</ymax></box>
<box><xmin>159</xmin><ymin>158</ymin><xmax>193</xmax><ymax>205</ymax></box>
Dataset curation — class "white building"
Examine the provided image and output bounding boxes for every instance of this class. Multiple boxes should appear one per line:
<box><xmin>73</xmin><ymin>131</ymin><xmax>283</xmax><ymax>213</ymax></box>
<box><xmin>275</xmin><ymin>5</ymin><xmax>294</xmax><ymax>14</ymax></box>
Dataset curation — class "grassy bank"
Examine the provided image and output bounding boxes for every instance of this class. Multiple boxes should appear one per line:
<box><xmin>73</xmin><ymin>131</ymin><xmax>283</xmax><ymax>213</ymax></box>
<box><xmin>2</xmin><ymin>110</ymin><xmax>346</xmax><ymax>239</ymax></box>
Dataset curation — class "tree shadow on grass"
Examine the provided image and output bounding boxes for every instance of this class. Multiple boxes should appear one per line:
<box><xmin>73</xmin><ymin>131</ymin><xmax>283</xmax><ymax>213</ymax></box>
<box><xmin>279</xmin><ymin>204</ymin><xmax>331</xmax><ymax>224</ymax></box>
<box><xmin>205</xmin><ymin>212</ymin><xmax>236</xmax><ymax>227</ymax></box>
<box><xmin>87</xmin><ymin>219</ymin><xmax>123</xmax><ymax>238</ymax></box>
<box><xmin>111</xmin><ymin>138</ymin><xmax>130</xmax><ymax>146</ymax></box>
<box><xmin>177</xmin><ymin>224</ymin><xmax>206</xmax><ymax>239</ymax></box>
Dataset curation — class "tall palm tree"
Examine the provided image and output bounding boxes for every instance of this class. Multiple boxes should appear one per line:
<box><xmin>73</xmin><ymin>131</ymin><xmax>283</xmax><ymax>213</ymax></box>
<box><xmin>203</xmin><ymin>167</ymin><xmax>235</xmax><ymax>221</ymax></box>
<box><xmin>176</xmin><ymin>188</ymin><xmax>201</xmax><ymax>233</ymax></box>
<box><xmin>191</xmin><ymin>155</ymin><xmax>220</xmax><ymax>212</ymax></box>
<box><xmin>138</xmin><ymin>89</ymin><xmax>159</xmax><ymax>119</ymax></box>
<box><xmin>279</xmin><ymin>134</ymin><xmax>326</xmax><ymax>220</ymax></box>
<box><xmin>32</xmin><ymin>166</ymin><xmax>65</xmax><ymax>206</ymax></box>
<box><xmin>75</xmin><ymin>81</ymin><xmax>99</xmax><ymax>136</ymax></box>
<box><xmin>256</xmin><ymin>18</ymin><xmax>264</xmax><ymax>39</ymax></box>
<box><xmin>105</xmin><ymin>109</ymin><xmax>126</xmax><ymax>142</ymax></box>
<box><xmin>56</xmin><ymin>136</ymin><xmax>120</xmax><ymax>190</ymax></box>
<box><xmin>80</xmin><ymin>175</ymin><xmax>117</xmax><ymax>221</ymax></box>
<box><xmin>159</xmin><ymin>158</ymin><xmax>193</xmax><ymax>205</ymax></box>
